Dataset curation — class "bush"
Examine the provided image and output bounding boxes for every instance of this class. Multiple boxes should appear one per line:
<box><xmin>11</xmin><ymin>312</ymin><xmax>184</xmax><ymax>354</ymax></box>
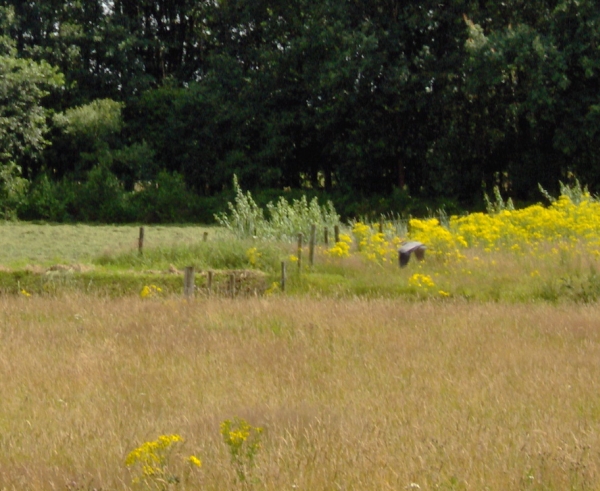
<box><xmin>71</xmin><ymin>165</ymin><xmax>132</xmax><ymax>222</ymax></box>
<box><xmin>215</xmin><ymin>175</ymin><xmax>341</xmax><ymax>240</ymax></box>
<box><xmin>20</xmin><ymin>173</ymin><xmax>71</xmax><ymax>221</ymax></box>
<box><xmin>129</xmin><ymin>171</ymin><xmax>201</xmax><ymax>223</ymax></box>
<box><xmin>18</xmin><ymin>170</ymin><xmax>220</xmax><ymax>224</ymax></box>
<box><xmin>0</xmin><ymin>162</ymin><xmax>29</xmax><ymax>220</ymax></box>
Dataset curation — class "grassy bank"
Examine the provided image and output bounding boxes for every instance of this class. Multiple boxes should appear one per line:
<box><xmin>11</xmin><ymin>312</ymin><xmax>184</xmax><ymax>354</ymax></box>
<box><xmin>2</xmin><ymin>224</ymin><xmax>600</xmax><ymax>302</ymax></box>
<box><xmin>1</xmin><ymin>295</ymin><xmax>599</xmax><ymax>490</ymax></box>
<box><xmin>0</xmin><ymin>223</ymin><xmax>273</xmax><ymax>296</ymax></box>
<box><xmin>3</xmin><ymin>203</ymin><xmax>600</xmax><ymax>303</ymax></box>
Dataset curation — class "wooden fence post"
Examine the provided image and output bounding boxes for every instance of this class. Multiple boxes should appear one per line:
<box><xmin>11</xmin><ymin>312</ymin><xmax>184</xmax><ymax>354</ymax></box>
<box><xmin>207</xmin><ymin>271</ymin><xmax>213</xmax><ymax>297</ymax></box>
<box><xmin>184</xmin><ymin>266</ymin><xmax>195</xmax><ymax>298</ymax></box>
<box><xmin>203</xmin><ymin>232</ymin><xmax>208</xmax><ymax>242</ymax></box>
<box><xmin>309</xmin><ymin>224</ymin><xmax>316</xmax><ymax>267</ymax></box>
<box><xmin>297</xmin><ymin>233</ymin><xmax>303</xmax><ymax>274</ymax></box>
<box><xmin>138</xmin><ymin>226</ymin><xmax>145</xmax><ymax>255</ymax></box>
<box><xmin>281</xmin><ymin>261</ymin><xmax>286</xmax><ymax>292</ymax></box>
<box><xmin>324</xmin><ymin>227</ymin><xmax>329</xmax><ymax>246</ymax></box>
<box><xmin>229</xmin><ymin>274</ymin><xmax>235</xmax><ymax>299</ymax></box>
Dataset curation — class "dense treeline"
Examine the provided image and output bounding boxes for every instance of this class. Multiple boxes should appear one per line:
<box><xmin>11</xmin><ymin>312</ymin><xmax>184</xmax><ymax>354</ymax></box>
<box><xmin>0</xmin><ymin>0</ymin><xmax>599</xmax><ymax>222</ymax></box>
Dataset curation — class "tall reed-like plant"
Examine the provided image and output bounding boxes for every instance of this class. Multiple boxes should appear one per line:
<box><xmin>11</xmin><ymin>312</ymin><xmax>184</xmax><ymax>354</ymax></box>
<box><xmin>265</xmin><ymin>195</ymin><xmax>339</xmax><ymax>241</ymax></box>
<box><xmin>215</xmin><ymin>176</ymin><xmax>340</xmax><ymax>241</ymax></box>
<box><xmin>214</xmin><ymin>175</ymin><xmax>266</xmax><ymax>238</ymax></box>
<box><xmin>484</xmin><ymin>186</ymin><xmax>515</xmax><ymax>214</ymax></box>
<box><xmin>539</xmin><ymin>177</ymin><xmax>595</xmax><ymax>205</ymax></box>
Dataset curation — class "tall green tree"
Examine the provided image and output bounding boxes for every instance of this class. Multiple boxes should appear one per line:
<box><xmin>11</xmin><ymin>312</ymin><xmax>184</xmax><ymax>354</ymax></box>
<box><xmin>2</xmin><ymin>0</ymin><xmax>599</xmax><ymax>214</ymax></box>
<box><xmin>109</xmin><ymin>0</ymin><xmax>209</xmax><ymax>85</ymax></box>
<box><xmin>457</xmin><ymin>0</ymin><xmax>600</xmax><ymax>199</ymax></box>
<box><xmin>0</xmin><ymin>6</ymin><xmax>63</xmax><ymax>216</ymax></box>
<box><xmin>0</xmin><ymin>6</ymin><xmax>64</xmax><ymax>168</ymax></box>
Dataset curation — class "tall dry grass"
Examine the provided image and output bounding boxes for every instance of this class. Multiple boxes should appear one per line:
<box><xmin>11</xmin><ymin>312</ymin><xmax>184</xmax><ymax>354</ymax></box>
<box><xmin>1</xmin><ymin>295</ymin><xmax>600</xmax><ymax>490</ymax></box>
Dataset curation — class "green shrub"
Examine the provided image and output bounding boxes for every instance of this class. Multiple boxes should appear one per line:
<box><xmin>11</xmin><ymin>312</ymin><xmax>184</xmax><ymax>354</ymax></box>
<box><xmin>215</xmin><ymin>175</ymin><xmax>340</xmax><ymax>241</ymax></box>
<box><xmin>0</xmin><ymin>162</ymin><xmax>29</xmax><ymax>220</ymax></box>
<box><xmin>20</xmin><ymin>173</ymin><xmax>70</xmax><ymax>221</ymax></box>
<box><xmin>72</xmin><ymin>165</ymin><xmax>132</xmax><ymax>222</ymax></box>
<box><xmin>129</xmin><ymin>171</ymin><xmax>202</xmax><ymax>223</ymax></box>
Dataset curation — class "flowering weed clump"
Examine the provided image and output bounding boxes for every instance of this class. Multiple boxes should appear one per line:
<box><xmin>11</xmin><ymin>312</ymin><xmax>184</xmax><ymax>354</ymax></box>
<box><xmin>123</xmin><ymin>421</ymin><xmax>263</xmax><ymax>490</ymax></box>
<box><xmin>407</xmin><ymin>273</ymin><xmax>454</xmax><ymax>298</ymax></box>
<box><xmin>408</xmin><ymin>218</ymin><xmax>467</xmax><ymax>261</ymax></box>
<box><xmin>220</xmin><ymin>417</ymin><xmax>263</xmax><ymax>484</ymax></box>
<box><xmin>326</xmin><ymin>233</ymin><xmax>352</xmax><ymax>258</ymax></box>
<box><xmin>410</xmin><ymin>194</ymin><xmax>600</xmax><ymax>259</ymax></box>
<box><xmin>140</xmin><ymin>284</ymin><xmax>162</xmax><ymax>298</ymax></box>
<box><xmin>265</xmin><ymin>281</ymin><xmax>280</xmax><ymax>295</ymax></box>
<box><xmin>246</xmin><ymin>247</ymin><xmax>261</xmax><ymax>267</ymax></box>
<box><xmin>293</xmin><ymin>186</ymin><xmax>600</xmax><ymax>301</ymax></box>
<box><xmin>350</xmin><ymin>222</ymin><xmax>402</xmax><ymax>264</ymax></box>
<box><xmin>125</xmin><ymin>434</ymin><xmax>201</xmax><ymax>489</ymax></box>
<box><xmin>408</xmin><ymin>273</ymin><xmax>435</xmax><ymax>289</ymax></box>
<box><xmin>321</xmin><ymin>187</ymin><xmax>600</xmax><ymax>270</ymax></box>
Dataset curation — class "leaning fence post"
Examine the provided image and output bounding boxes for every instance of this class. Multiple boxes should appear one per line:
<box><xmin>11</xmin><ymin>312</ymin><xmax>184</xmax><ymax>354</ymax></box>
<box><xmin>184</xmin><ymin>266</ymin><xmax>195</xmax><ymax>298</ymax></box>
<box><xmin>138</xmin><ymin>226</ymin><xmax>145</xmax><ymax>255</ymax></box>
<box><xmin>309</xmin><ymin>224</ymin><xmax>316</xmax><ymax>267</ymax></box>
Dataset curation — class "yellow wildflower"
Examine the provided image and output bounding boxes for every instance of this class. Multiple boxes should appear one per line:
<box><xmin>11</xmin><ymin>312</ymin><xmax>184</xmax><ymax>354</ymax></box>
<box><xmin>246</xmin><ymin>247</ymin><xmax>261</xmax><ymax>267</ymax></box>
<box><xmin>265</xmin><ymin>282</ymin><xmax>280</xmax><ymax>295</ymax></box>
<box><xmin>409</xmin><ymin>273</ymin><xmax>435</xmax><ymax>289</ymax></box>
<box><xmin>140</xmin><ymin>284</ymin><xmax>162</xmax><ymax>298</ymax></box>
<box><xmin>188</xmin><ymin>455</ymin><xmax>202</xmax><ymax>467</ymax></box>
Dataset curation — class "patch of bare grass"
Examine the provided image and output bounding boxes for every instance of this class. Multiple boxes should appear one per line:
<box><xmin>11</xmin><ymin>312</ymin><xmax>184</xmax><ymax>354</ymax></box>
<box><xmin>1</xmin><ymin>295</ymin><xmax>600</xmax><ymax>489</ymax></box>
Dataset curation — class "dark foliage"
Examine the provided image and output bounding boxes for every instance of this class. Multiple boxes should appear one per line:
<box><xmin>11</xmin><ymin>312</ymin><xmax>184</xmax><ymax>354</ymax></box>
<box><xmin>1</xmin><ymin>0</ymin><xmax>599</xmax><ymax>221</ymax></box>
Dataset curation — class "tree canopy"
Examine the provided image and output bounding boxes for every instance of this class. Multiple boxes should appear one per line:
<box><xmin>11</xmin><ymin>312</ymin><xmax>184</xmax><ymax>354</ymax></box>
<box><xmin>1</xmin><ymin>0</ymin><xmax>599</xmax><ymax>221</ymax></box>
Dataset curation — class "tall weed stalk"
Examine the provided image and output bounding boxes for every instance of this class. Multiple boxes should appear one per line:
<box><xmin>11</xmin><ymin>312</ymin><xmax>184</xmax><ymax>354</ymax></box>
<box><xmin>215</xmin><ymin>176</ymin><xmax>340</xmax><ymax>241</ymax></box>
<box><xmin>539</xmin><ymin>177</ymin><xmax>595</xmax><ymax>205</ymax></box>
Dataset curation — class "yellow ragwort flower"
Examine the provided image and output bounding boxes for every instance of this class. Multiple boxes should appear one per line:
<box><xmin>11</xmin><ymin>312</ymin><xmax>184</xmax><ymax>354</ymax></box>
<box><xmin>188</xmin><ymin>455</ymin><xmax>202</xmax><ymax>467</ymax></box>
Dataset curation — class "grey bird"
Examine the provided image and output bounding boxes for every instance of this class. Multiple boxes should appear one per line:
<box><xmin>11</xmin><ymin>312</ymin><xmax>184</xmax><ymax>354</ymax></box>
<box><xmin>398</xmin><ymin>241</ymin><xmax>426</xmax><ymax>268</ymax></box>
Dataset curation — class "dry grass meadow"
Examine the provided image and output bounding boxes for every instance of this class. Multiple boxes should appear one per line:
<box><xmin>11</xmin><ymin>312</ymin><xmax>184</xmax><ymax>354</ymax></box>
<box><xmin>2</xmin><ymin>294</ymin><xmax>600</xmax><ymax>490</ymax></box>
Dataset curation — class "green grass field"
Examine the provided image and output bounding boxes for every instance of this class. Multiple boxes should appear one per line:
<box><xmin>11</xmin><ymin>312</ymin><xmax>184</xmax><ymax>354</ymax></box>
<box><xmin>0</xmin><ymin>222</ymin><xmax>218</xmax><ymax>267</ymax></box>
<box><xmin>0</xmin><ymin>223</ymin><xmax>268</xmax><ymax>297</ymax></box>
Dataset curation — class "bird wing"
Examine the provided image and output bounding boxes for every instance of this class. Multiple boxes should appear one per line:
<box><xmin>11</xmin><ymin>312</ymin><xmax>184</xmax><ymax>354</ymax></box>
<box><xmin>399</xmin><ymin>251</ymin><xmax>411</xmax><ymax>267</ymax></box>
<box><xmin>399</xmin><ymin>241</ymin><xmax>424</xmax><ymax>254</ymax></box>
